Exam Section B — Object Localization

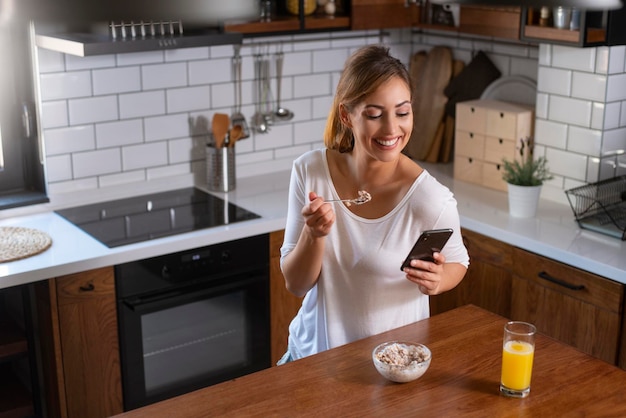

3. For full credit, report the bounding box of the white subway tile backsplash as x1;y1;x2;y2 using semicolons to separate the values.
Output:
168;137;199;164
142;62;188;90
93;66;141;95
537;67;571;96
255;124;294;151
571;72;607;102
95;119;143;148
188;58;231;85
538;44;551;66
284;51;313;76
552;45;595;73
591;102;606;130
119;91;166;119
605;73;626;102
545;147;588;181
44;125;95;156
294;74;332;98
294;120;326;145
567;126;602;156
607;45;625;74
73;148;122;178
38;49;65;73
68;95;118;125
65;54;115;71
595;47;610;75
602;127;626;153
40;71;92;101
535;93;549;119
165;47;209;62
548;95;592;127
535;119;568;149
122;142;168;171
166;86;210;113
211;82;236;109
116;50;164;66
47;177;98;194
312;49;349;73
312;96;333;120
40;100;69;129
99;170;146;188
145;113;190;141
45;155;72;182
147;162;192;180
603;102;621;129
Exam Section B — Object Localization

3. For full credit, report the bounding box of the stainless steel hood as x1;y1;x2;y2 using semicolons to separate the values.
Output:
35;28;243;57
10;0;257;56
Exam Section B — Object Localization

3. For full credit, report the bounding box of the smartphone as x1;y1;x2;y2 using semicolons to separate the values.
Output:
400;228;453;270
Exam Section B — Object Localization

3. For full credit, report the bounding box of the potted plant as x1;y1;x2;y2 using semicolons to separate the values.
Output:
502;137;553;218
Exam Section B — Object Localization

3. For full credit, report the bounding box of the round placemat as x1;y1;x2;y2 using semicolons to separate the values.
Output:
0;226;53;263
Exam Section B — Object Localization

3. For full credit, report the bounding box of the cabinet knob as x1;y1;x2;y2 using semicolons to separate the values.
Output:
538;271;585;291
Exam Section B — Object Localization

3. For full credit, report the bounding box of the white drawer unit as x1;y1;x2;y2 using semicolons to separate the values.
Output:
454;99;534;192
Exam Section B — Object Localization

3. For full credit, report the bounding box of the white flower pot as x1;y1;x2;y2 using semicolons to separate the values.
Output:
507;183;542;218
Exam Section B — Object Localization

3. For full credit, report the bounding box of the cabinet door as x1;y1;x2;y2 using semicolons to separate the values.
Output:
511;248;623;365
38;267;123;418
352;0;420;30
270;230;303;365
430;228;512;317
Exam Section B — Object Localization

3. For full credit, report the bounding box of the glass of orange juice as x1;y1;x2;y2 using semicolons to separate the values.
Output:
500;321;536;398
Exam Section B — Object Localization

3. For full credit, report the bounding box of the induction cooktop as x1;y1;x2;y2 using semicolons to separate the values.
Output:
55;187;260;248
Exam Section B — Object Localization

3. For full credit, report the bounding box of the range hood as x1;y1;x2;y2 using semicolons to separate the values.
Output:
14;0;257;56
35;27;243;57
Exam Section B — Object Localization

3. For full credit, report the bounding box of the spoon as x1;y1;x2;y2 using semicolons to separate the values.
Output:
274;51;294;121
325;190;372;207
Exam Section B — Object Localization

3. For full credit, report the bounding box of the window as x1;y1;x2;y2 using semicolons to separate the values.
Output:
0;19;48;210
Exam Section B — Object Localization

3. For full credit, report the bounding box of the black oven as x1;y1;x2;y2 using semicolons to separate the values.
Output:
115;234;270;411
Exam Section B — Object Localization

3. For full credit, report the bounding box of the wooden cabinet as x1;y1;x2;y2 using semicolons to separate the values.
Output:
351;0;420;30
431;229;625;368
269;230;303;365
454;100;534;192
510;247;624;365
458;6;521;40
36;267;123;418
430;228;512;318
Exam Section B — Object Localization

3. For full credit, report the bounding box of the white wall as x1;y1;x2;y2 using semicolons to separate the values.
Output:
36;27;626;206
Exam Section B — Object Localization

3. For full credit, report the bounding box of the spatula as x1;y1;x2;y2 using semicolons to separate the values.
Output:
212;113;230;148
228;125;243;148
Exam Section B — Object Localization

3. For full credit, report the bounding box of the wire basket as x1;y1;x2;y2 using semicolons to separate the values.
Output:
564;175;626;240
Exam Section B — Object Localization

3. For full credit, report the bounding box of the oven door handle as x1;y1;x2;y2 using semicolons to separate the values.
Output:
122;274;264;313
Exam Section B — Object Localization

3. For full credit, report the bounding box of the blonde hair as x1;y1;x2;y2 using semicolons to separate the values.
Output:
323;45;412;153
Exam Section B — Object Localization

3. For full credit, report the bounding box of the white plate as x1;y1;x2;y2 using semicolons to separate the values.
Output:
480;75;537;107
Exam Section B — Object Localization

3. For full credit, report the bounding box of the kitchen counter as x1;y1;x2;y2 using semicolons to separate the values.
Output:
111;304;626;417
0;161;624;290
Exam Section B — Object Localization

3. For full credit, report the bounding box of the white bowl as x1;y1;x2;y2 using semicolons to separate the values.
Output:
372;341;431;383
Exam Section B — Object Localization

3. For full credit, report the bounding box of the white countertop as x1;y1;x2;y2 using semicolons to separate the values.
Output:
1;163;624;290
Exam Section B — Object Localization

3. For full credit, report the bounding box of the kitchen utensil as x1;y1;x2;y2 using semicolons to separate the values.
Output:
212;113;230;148
261;54;275;125
252;53;270;134
274;51;294;121
231;45;250;139
325;190;372;206
228;125;243;147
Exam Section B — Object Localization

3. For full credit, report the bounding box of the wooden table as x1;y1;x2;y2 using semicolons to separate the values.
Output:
113;305;626;417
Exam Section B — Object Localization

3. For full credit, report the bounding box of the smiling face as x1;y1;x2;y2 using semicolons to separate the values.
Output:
341;76;413;163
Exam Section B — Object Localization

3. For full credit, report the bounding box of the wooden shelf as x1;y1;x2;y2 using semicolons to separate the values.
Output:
0;321;27;360
0;364;34;418
305;14;350;30
523;25;606;44
224;16;301;34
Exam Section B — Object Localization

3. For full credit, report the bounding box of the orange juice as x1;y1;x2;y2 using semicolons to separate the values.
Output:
501;340;534;390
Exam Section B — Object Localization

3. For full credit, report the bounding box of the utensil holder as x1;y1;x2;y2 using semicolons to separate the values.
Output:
206;145;236;192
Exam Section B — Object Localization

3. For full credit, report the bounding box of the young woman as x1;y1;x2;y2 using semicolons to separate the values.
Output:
279;45;469;363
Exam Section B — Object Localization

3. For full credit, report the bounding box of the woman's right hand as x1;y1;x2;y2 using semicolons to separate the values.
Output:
302;191;335;237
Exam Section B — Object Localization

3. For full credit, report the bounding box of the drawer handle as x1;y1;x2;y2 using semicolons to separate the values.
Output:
538;271;585;291
79;283;95;292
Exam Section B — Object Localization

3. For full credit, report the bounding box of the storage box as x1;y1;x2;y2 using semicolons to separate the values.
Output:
454;99;534;191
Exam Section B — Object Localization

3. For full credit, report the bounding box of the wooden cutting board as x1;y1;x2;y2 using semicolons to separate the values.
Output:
404;47;453;161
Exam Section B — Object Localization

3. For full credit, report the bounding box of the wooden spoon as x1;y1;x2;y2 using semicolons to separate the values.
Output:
228;125;243;147
212;113;230;148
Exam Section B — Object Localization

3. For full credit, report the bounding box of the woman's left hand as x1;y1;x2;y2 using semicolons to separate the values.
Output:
403;251;446;295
